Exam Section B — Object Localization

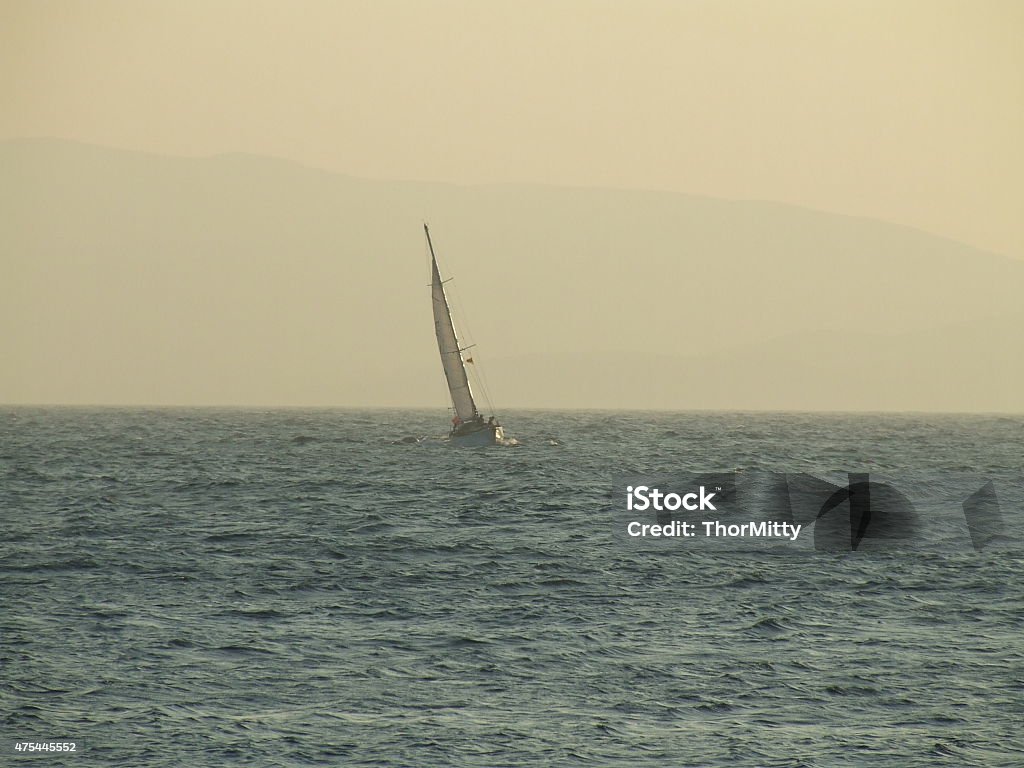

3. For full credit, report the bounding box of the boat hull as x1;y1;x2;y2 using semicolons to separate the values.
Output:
450;423;504;446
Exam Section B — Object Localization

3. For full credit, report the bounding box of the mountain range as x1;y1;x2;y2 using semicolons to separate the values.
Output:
2;138;1021;411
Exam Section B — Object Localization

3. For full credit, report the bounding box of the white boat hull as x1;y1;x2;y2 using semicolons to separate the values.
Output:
450;423;504;446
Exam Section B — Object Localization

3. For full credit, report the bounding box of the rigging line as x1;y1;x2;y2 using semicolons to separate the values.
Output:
469;344;498;419
447;267;498;417
455;309;497;418
473;354;498;419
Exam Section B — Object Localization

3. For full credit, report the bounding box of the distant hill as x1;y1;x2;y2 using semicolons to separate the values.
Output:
2;138;1022;411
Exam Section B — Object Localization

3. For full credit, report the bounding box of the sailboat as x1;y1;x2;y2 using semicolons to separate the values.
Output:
425;224;505;446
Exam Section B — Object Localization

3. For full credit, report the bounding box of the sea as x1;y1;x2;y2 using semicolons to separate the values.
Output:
2;407;1023;767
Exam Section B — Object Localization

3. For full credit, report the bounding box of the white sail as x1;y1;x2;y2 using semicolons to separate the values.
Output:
427;226;479;423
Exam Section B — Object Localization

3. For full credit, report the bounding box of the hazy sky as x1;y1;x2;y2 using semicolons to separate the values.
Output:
2;0;1022;258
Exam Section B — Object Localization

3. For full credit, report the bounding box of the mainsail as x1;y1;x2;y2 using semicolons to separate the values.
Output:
426;224;479;423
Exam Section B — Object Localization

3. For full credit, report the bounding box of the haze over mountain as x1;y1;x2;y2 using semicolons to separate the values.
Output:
3;138;1022;412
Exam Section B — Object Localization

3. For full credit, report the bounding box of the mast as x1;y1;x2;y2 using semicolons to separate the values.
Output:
426;224;479;423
